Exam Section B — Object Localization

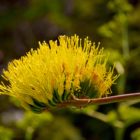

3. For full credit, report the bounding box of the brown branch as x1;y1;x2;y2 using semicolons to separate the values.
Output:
57;92;140;108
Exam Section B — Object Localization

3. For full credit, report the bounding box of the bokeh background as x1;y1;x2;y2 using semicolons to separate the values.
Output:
0;0;140;140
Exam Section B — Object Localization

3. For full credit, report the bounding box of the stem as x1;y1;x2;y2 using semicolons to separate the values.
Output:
83;110;123;128
122;22;129;58
58;92;140;108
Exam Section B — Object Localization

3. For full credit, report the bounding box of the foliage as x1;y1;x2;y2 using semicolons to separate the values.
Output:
0;126;14;140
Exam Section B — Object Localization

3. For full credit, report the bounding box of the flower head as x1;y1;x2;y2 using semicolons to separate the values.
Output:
0;35;117;113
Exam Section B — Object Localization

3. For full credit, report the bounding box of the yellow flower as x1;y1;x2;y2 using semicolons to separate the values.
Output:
0;35;118;113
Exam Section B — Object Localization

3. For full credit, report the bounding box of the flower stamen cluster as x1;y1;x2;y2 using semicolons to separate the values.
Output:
0;35;117;113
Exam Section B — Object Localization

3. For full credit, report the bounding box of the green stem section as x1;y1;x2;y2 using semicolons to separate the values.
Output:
58;92;140;108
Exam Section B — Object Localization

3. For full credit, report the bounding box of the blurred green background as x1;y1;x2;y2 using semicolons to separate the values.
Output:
0;0;140;140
